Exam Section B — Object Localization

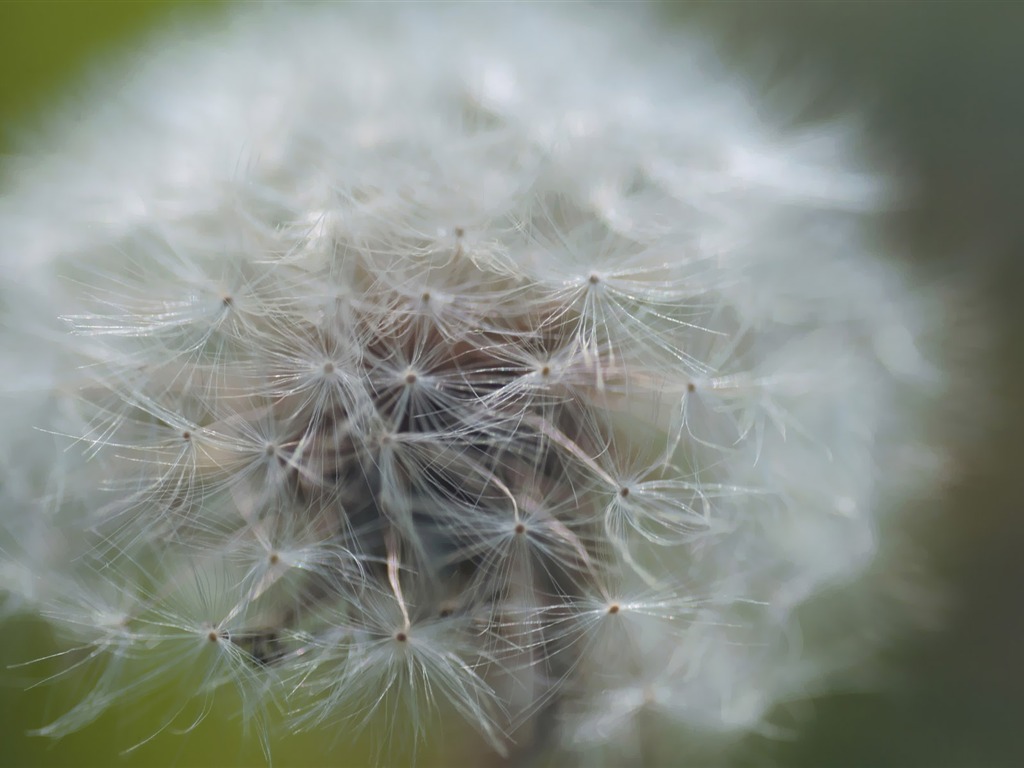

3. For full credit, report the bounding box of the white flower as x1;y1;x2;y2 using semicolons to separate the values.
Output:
0;2;950;764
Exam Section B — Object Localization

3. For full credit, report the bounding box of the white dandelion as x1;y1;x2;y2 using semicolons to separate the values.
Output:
0;2;953;765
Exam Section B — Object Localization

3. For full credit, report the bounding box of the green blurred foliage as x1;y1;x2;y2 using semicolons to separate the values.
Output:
0;2;178;131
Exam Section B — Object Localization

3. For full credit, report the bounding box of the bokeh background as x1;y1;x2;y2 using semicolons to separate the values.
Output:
1;2;1022;766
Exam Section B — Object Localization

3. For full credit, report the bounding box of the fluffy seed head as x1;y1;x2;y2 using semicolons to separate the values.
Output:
0;2;951;764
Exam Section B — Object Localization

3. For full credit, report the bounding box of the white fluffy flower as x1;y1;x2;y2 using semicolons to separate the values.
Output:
0;2;948;764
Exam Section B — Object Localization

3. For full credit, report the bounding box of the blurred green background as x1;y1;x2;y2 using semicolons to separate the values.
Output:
1;2;1023;766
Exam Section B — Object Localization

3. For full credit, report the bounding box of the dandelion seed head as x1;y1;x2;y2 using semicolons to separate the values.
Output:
0;1;958;764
